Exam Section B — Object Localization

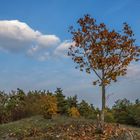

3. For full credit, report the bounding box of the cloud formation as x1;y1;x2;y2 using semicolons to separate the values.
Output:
54;40;74;57
0;20;70;60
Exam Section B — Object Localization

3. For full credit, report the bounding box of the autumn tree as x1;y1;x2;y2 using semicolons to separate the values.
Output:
68;15;140;125
40;95;58;119
68;107;80;118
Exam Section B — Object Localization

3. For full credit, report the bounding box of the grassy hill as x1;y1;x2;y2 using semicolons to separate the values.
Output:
0;115;140;140
0;116;95;139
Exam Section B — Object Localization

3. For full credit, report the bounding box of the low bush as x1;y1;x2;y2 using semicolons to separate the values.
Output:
68;107;80;118
40;95;58;119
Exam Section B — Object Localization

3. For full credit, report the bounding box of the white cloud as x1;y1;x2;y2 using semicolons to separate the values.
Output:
54;40;74;57
0;20;62;60
37;35;60;47
0;20;38;40
0;20;78;60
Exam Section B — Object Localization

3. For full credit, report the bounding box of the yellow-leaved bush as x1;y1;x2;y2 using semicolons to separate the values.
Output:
40;95;58;119
68;107;80;118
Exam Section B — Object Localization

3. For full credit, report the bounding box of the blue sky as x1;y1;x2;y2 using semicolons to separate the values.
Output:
0;0;140;107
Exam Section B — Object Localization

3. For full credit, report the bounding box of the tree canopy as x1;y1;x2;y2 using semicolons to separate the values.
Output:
68;14;140;86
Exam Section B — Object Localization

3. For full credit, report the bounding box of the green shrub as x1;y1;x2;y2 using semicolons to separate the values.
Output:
132;105;140;126
78;100;96;119
105;111;115;123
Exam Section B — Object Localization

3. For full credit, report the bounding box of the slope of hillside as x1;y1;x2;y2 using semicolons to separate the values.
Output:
0;116;140;140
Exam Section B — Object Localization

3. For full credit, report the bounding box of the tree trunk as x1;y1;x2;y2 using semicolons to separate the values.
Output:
101;68;106;126
96;83;106;133
101;84;106;126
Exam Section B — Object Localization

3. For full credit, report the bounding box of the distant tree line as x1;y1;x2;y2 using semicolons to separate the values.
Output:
0;88;140;126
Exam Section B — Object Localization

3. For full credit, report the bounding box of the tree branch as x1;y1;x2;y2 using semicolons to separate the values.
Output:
92;68;102;81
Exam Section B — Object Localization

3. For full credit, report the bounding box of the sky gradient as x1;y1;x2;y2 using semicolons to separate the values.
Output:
0;0;140;107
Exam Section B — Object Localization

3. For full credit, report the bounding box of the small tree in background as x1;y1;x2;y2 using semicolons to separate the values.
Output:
67;95;78;108
78;100;96;119
68;14;140;126
68;107;80;118
113;99;135;125
7;89;26;121
0;91;9;123
40;95;58;119
55;88;68;115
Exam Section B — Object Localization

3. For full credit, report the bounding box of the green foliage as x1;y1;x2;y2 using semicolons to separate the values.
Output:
0;91;9;123
66;95;78;108
7;89;26;121
0;88;139;127
78;100;96;119
131;103;140;126
25;90;43;116
104;109;115;123
135;99;140;104
55;88;68;115
112;98;140;125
